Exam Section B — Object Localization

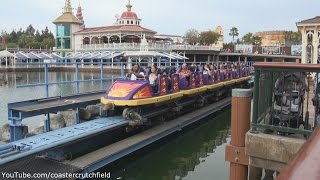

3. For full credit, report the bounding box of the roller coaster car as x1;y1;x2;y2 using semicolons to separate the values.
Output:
272;73;307;129
101;70;251;128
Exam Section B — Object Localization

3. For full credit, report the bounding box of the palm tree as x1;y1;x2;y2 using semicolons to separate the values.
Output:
229;27;239;42
242;33;253;44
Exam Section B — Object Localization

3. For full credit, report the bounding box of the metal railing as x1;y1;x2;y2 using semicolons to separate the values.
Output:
75;43;221;52
16;62;125;98
252;62;320;136
76;43;172;51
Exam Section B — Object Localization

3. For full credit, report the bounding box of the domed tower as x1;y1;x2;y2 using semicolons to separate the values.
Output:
215;26;224;36
53;0;82;53
214;26;224;49
116;0;141;26
76;2;85;29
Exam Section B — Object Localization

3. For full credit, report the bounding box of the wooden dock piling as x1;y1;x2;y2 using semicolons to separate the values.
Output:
225;89;251;180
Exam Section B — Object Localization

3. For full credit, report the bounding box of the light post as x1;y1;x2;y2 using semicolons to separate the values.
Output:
254;40;259;54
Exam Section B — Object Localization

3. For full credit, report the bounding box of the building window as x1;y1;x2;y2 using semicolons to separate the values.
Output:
56;24;70;37
127;20;129;24
131;21;133;24
56;38;62;49
56;38;71;49
64;38;71;49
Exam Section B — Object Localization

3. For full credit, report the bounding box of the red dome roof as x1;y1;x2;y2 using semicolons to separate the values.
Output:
120;11;138;19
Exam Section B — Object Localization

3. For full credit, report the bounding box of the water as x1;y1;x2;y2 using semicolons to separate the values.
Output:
0;71;113;130
103;109;231;180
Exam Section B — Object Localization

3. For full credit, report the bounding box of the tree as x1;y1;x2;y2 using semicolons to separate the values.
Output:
252;35;262;46
242;33;253;44
283;31;301;45
200;30;219;45
42;38;55;49
25;24;36;37
241;33;261;45
223;42;235;51
18;34;34;48
7;43;18;48
35;30;42;42
184;29;200;45
229;27;239;42
41;26;53;40
9;30;18;43
1;25;55;49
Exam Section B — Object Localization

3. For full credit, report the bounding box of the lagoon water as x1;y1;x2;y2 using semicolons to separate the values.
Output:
0;71;112;130
102;109;231;180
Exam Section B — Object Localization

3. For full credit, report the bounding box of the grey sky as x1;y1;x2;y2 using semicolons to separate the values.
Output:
0;0;319;42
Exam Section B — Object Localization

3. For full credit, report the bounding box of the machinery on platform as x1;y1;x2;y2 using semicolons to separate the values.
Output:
272;73;307;131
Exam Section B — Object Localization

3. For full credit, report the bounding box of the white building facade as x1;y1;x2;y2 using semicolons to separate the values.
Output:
297;16;320;64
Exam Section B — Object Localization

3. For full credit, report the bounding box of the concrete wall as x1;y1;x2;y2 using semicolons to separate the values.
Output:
246;132;305;172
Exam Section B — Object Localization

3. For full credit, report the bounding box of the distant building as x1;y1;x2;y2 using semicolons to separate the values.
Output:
53;0;157;54
212;26;224;49
297;16;320;64
254;31;286;47
154;34;183;44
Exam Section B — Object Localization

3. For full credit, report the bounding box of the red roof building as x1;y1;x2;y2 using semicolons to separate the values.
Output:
74;0;157;47
53;0;158;52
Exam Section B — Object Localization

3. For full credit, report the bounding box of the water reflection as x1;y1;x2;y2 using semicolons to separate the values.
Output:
0;71;113;128
103;109;231;180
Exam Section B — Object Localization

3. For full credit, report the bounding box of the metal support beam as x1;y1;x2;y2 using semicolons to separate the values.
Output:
44;64;49;97
75;107;80;125
100;64;104;90
120;63;124;77
44;114;51;133
252;70;260;133
9;112;23;142
75;64;80;94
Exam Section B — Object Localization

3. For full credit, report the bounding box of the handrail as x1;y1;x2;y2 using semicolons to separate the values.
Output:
254;62;320;70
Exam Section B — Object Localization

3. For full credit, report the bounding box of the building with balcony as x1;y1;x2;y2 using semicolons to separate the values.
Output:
53;0;158;54
297;16;320;64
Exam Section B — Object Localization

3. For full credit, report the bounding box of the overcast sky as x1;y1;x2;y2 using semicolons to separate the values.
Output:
1;0;319;42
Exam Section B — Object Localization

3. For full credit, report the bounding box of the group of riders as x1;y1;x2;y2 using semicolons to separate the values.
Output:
126;62;251;93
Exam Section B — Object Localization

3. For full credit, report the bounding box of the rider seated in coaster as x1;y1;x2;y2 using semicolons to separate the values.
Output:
177;63;191;78
162;70;171;90
126;64;145;80
219;63;226;81
148;65;158;93
203;64;211;76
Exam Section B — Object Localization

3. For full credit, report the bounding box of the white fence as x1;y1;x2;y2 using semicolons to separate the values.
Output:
75;43;220;52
